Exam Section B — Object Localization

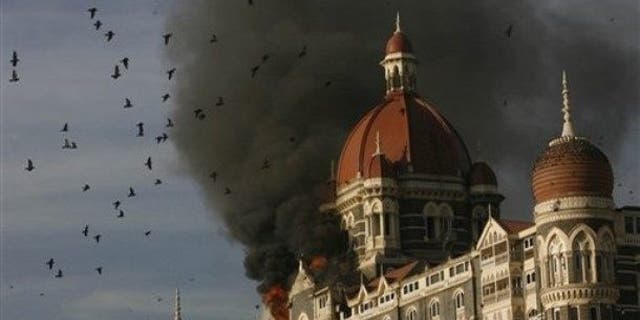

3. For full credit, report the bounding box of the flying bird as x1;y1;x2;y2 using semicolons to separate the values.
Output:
162;93;170;102
62;139;71;149
505;24;513;38
25;159;35;171
104;30;115;41
144;230;151;236
324;81;332;87
145;157;152;170
194;109;204;118
87;7;97;19
261;158;271;170
94;234;101;243
166;68;176;80
166;118;174;127
61;123;68;132
120;57;129;69
113;200;121;210
95;267;103;275
94;20;102;30
250;65;260;78
124;98;133;108
298;45;307;58
46;258;55;270
82;184;90;192
10;51;19;67
248;0;254;5
111;65;121;79
162;33;172;45
209;172;217;181
71;141;78;149
54;270;63;278
82;225;89;237
154;179;162;185
128;187;136;197
136;122;144;137
224;187;231;195
117;210;124;218
9;70;19;83
209;33;218;43
215;96;224;106
261;54;270;63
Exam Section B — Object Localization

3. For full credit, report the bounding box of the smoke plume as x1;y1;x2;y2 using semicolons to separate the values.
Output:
164;0;639;314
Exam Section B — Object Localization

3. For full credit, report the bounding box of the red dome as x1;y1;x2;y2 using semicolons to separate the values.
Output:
385;32;413;55
337;92;471;185
531;137;613;203
469;162;497;186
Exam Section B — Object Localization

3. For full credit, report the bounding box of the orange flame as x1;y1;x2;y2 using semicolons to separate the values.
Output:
309;255;328;272
262;285;289;320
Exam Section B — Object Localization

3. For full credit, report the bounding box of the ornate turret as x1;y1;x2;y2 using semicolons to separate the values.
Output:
380;12;418;94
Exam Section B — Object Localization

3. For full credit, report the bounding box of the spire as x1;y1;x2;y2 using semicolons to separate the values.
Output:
395;11;401;33
174;288;182;320
561;70;575;137
373;130;382;156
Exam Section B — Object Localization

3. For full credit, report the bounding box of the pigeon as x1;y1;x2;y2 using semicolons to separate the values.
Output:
144;230;151;236
111;65;121;79
25;159;35;171
9;70;19;83
505;24;513;38
117;210;125;218
82;225;89;237
250;65;260;78
10;51;19;67
120;57;129;69
63;138;71;149
209;172;217;181
54;270;63;278
261;54;270;63
161;132;168;142
40;293;45;297
124;98;133;108
261;158;271;170
162;33;172;45
154;179;162;185
166;118;174;128
297;45;307;58
209;33;218;43
71;142;78;149
94;20;102;30
88;7;97;19
248;0;254;5
82;184;90;192
145;157;152;170
167;68;176;80
94;234;101;243
215;96;224;106
113;200;121;210
61;123;68;132
224;187;231;195
136;122;144;137
155;136;163;144
128;187;136;197
104;30;115;41
46;258;55;270
162;93;170;102
95;267;103;275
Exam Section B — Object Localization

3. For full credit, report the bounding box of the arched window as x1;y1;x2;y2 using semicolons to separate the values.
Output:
572;231;593;283
392;66;401;89
298;313;309;320
439;204;454;236
424;202;438;240
547;235;566;287
429;299;440;318
406;308;417;320
454;291;464;309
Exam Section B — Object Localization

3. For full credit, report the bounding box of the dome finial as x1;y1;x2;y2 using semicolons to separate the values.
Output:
395;11;401;33
174;288;182;320
561;70;575;137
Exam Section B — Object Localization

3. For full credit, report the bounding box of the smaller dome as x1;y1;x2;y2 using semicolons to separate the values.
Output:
385;32;413;55
469;162;497;186
532;137;613;203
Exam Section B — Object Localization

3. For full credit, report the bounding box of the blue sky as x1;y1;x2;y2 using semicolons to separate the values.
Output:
1;1;261;319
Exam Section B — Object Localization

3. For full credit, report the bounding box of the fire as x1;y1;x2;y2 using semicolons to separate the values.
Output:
262;285;289;320
309;255;328;272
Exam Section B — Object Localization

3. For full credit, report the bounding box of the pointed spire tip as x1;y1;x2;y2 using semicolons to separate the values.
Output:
395;12;401;33
561;69;575;137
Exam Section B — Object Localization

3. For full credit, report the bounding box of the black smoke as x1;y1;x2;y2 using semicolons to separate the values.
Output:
164;0;639;294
